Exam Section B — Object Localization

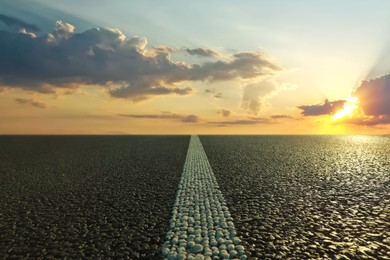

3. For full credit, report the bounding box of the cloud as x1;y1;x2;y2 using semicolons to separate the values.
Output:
354;74;390;116
119;112;199;123
336;73;390;126
208;117;274;126
186;48;219;58
153;45;178;53
295;74;390;125
0;13;40;32
241;80;278;115
14;98;46;109
218;109;231;117
205;89;222;98
191;52;282;82
271;114;293;119
0;18;282;101
325;73;390;126
181;114;199;123
298;99;345;116
110;86;193;102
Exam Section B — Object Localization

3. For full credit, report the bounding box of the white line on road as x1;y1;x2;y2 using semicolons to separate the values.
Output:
162;135;246;260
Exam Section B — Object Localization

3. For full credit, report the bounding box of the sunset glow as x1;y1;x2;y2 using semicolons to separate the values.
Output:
332;96;359;121
1;2;389;258
0;0;389;134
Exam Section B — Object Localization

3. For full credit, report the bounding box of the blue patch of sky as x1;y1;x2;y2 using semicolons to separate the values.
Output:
0;0;95;33
2;0;389;78
2;0;389;49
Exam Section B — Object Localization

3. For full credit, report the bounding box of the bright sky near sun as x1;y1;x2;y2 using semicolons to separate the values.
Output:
0;0;389;134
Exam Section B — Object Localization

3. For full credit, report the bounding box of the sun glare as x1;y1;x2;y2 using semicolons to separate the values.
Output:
332;96;359;121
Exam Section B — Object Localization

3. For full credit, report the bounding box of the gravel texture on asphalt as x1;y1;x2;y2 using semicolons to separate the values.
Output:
163;135;246;260
200;135;390;259
0;135;189;259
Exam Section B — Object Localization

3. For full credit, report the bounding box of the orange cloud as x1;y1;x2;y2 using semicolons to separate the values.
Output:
119;112;199;123
14;98;47;109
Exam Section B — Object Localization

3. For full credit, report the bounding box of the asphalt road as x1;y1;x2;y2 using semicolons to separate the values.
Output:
0;135;389;259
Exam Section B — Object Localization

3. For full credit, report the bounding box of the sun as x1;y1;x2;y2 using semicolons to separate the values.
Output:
332;96;359;121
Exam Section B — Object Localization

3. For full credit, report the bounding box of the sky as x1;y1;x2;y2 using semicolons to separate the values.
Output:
0;0;389;134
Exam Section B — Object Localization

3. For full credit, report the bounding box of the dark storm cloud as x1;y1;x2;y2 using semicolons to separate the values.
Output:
14;98;46;109
186;48;219;58
298;99;345;116
0;19;282;101
0;13;40;32
354;74;390;116
119;112;199;123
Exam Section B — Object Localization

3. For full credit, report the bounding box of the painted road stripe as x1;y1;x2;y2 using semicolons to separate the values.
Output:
162;135;246;260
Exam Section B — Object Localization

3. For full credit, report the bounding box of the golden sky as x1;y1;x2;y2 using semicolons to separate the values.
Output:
0;0;389;134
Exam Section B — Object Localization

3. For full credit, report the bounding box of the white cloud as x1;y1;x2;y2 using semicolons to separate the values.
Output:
241;80;277;115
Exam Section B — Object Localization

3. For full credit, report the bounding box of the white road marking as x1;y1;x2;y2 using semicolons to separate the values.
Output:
162;135;246;260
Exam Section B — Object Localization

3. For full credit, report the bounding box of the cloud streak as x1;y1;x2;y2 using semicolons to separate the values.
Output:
205;89;222;98
186;48;219;58
298;99;345;116
119;112;199;123
208;117;274;126
271;114;293;119
14;98;46;109
0;18;282;101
